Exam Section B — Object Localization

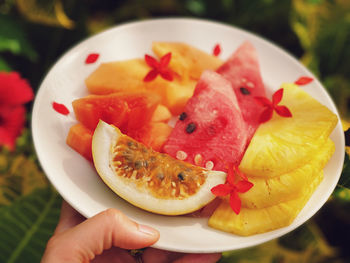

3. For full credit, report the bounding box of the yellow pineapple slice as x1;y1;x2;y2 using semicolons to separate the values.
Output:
239;83;338;177
85;58;196;115
241;139;334;208
152;42;223;81
209;170;324;236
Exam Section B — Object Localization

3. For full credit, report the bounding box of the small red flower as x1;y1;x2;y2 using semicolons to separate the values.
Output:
52;102;70;115
213;44;221;57
85;53;99;64
254;88;292;123
211;165;253;214
0;71;33;150
143;52;174;82
294;76;313;85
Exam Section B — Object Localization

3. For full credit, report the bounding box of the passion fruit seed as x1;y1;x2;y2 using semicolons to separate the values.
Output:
177;172;185;181
112;135;206;199
179;112;187;121
186;122;197;134
240;87;250;95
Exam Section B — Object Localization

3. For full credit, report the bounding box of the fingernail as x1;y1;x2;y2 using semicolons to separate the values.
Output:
138;224;158;236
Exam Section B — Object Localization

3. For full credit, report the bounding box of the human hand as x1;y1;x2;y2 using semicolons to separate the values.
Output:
41;201;221;263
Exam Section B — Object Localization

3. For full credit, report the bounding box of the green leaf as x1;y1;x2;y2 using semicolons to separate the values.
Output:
334;152;350;200
0;187;61;263
0;55;11;71
0;150;48;206
0;14;38;61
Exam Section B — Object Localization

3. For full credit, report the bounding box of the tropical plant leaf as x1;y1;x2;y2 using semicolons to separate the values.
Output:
0;186;61;263
0;55;11;71
336;153;350;189
0;14;37;61
0;150;48;206
16;0;74;29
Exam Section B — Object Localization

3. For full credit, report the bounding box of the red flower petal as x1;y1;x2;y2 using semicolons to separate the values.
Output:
254;96;272;107
213;44;221;56
236;180;254;193
0;72;34;106
229;191;241;215
0;106;26;150
226;164;236;185
52;102;70;115
259;107;273;123
275;105;292;117
294;76;313;85
143;69;159;82
159;68;174;81
145;54;159;68
159;52;172;67
211;184;232;196
85;53;99;64
272;88;284;105
236;167;248;181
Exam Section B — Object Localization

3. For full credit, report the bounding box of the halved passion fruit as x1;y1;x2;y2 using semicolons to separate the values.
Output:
92;120;226;215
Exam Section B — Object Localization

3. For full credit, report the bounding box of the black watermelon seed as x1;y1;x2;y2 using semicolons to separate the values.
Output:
179;112;187;121
240;87;250;95
186;122;196;134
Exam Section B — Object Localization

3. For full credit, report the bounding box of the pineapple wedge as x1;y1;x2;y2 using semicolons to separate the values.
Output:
239;83;338;177
152;42;223;81
209;170;324;236
241;139;334;209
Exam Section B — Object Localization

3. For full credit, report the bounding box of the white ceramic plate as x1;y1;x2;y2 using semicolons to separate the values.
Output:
32;18;345;253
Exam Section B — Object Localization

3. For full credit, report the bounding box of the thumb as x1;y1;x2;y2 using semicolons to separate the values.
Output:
42;208;159;263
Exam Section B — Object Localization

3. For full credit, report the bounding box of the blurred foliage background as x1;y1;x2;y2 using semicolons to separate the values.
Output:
0;0;349;262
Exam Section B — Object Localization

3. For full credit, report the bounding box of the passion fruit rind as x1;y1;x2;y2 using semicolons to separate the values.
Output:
92;120;226;215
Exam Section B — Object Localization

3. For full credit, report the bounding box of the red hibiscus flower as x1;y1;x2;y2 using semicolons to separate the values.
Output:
0;72;34;150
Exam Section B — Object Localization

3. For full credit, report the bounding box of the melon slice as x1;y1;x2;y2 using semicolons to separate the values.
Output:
163;70;248;172
92;120;226;215
152;42;223;81
85;58;197;115
217;41;266;141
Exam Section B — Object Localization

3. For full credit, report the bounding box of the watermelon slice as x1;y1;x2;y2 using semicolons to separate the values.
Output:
163;70;248;172
217;41;266;140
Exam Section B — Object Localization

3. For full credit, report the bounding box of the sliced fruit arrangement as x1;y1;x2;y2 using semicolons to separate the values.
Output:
62;41;339;237
85;42;222;115
208;84;338;236
92;120;226;215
